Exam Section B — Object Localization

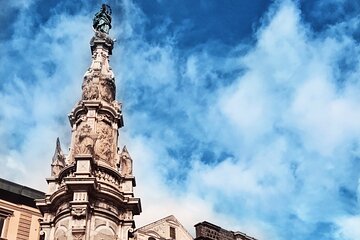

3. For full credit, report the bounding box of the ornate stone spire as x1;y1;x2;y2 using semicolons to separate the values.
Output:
50;137;65;176
37;5;141;240
120;146;133;176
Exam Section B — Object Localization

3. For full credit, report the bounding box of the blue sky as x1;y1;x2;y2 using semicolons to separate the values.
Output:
1;0;360;239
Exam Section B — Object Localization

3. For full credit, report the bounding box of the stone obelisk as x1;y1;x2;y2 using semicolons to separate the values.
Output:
36;4;142;240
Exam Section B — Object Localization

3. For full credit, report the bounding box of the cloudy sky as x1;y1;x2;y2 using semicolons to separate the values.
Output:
1;0;360;239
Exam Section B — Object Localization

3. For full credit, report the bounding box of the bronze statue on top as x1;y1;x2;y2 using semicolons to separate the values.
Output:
93;4;112;34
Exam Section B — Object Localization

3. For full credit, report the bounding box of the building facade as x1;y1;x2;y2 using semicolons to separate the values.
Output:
194;222;257;240
36;4;141;240
0;178;45;240
134;215;193;240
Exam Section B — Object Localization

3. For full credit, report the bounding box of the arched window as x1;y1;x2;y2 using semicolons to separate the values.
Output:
148;237;156;240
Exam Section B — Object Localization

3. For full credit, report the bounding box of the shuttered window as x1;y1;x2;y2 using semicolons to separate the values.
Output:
170;226;176;239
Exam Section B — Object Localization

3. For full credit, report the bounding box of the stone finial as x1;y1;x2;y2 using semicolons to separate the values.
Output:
120;146;132;176
51;138;66;176
121;146;130;158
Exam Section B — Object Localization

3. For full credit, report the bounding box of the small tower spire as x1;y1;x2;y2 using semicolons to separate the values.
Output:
120;145;133;176
50;137;65;176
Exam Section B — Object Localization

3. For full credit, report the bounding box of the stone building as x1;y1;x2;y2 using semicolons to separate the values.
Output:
134;215;193;240
132;217;258;240
36;4;141;240
194;222;257;240
0;177;45;240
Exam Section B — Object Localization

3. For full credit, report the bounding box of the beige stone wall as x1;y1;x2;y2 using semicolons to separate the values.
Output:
136;225;193;240
135;216;193;240
0;199;42;240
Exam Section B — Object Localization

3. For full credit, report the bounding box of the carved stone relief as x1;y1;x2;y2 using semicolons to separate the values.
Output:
94;168;120;187
75;115;87;126
99;80;115;102
71;207;86;218
74;124;95;155
82;79;99;100
94;121;114;166
98;112;114;124
70;203;87;234
73;233;85;240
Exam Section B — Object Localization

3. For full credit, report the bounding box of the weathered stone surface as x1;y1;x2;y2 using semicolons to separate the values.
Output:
194;222;257;240
36;9;141;240
51;138;66;176
134;215;193;240
120;146;133;176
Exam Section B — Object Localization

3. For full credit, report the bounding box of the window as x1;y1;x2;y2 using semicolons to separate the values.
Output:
170;227;176;240
0;217;4;236
0;208;13;239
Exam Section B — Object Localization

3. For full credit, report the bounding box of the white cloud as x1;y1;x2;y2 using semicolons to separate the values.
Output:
335;216;360;240
1;0;360;239
101;0;360;238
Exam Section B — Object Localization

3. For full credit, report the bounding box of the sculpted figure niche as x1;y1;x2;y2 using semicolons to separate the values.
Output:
99;80;115;102
75;124;95;155
82;77;99;100
95;121;114;165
